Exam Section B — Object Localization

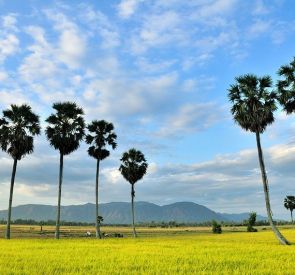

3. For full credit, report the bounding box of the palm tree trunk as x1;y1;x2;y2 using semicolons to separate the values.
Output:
131;184;137;238
255;131;290;245
95;159;101;239
5;158;17;239
291;210;293;224
55;153;63;239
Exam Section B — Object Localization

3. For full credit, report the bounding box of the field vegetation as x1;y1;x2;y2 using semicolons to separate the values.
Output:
0;226;294;274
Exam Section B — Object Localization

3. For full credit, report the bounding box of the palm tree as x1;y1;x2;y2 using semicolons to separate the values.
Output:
0;104;40;239
119;148;148;237
284;196;295;223
45;102;85;239
228;74;290;245
277;57;295;114
85;120;117;238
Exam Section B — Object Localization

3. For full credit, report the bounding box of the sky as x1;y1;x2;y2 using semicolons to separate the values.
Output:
0;0;295;219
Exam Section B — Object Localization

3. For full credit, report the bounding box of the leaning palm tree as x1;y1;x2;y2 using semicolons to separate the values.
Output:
0;104;40;239
45;102;85;239
119;149;148;237
277;57;295;114
85;120;117;238
228;74;290;245
284;196;295;223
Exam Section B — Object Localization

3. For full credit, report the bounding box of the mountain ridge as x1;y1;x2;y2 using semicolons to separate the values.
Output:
0;202;267;224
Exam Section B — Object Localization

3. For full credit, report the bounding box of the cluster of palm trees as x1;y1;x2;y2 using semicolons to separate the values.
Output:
0;102;148;239
228;56;295;245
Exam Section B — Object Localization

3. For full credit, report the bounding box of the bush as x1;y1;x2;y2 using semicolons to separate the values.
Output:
212;220;222;234
247;225;258;232
247;212;257;232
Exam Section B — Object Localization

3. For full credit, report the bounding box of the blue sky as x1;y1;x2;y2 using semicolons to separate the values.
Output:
0;0;295;219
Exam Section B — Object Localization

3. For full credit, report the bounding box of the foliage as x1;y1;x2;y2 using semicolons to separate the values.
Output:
85;120;117;161
0;104;41;160
247;212;258;232
212;220;222;234
284;196;295;222
284;196;295;212
119;148;148;185
45;102;85;155
277;57;295;114
228;74;276;133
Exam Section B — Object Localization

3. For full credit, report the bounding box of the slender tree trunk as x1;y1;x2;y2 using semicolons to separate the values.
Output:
291;210;293;224
5;158;18;239
255;132;290;245
131;184;137;237
95;159;101;239
55;153;63;239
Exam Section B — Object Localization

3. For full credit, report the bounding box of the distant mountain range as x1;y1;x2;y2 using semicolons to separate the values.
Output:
0;202;267;224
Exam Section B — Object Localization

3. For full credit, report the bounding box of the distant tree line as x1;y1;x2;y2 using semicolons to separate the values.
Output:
0;218;292;227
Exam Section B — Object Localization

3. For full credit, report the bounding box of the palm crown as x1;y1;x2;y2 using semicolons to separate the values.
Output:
45;102;85;155
228;74;277;133
277;57;295;114
119;148;148;185
284;196;295;211
0;104;41;160
85;120;117;161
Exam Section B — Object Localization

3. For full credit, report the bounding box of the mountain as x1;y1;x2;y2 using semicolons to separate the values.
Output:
0;202;265;224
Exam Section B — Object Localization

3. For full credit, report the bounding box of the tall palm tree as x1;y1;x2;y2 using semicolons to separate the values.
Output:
0;104;40;239
45;102;85;239
85;120;117;238
277;57;295;114
119;148;148;237
228;74;290;245
284;196;295;223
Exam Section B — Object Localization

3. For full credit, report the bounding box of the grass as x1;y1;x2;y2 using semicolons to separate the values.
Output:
0;227;294;274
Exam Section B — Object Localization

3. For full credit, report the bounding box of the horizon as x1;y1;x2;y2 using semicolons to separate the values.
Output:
0;0;295;220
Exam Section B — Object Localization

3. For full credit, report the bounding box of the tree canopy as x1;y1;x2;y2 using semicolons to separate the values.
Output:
45;102;85;155
228;74;277;133
0;104;41;160
86;120;117;161
119;148;148;185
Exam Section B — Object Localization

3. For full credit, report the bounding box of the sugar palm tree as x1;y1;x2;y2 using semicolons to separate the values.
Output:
284;196;295;223
0;104;40;239
119;149;148;237
85;120;117;238
228;74;290;245
277;57;295;114
45;102;85;239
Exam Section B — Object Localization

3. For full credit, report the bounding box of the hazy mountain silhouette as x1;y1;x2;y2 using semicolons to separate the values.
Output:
0;202;266;223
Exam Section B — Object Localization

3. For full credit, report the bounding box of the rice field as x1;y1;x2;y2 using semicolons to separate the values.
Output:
0;227;294;274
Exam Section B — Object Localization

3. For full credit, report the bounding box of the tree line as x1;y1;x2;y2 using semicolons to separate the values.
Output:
0;102;148;240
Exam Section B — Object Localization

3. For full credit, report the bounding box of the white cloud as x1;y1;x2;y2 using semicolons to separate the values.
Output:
248;19;271;38
157;102;224;137
2;14;18;31
117;0;140;19
0;34;19;62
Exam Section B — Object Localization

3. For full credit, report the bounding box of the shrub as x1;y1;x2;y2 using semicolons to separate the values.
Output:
212;220;222;234
247;212;257;232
